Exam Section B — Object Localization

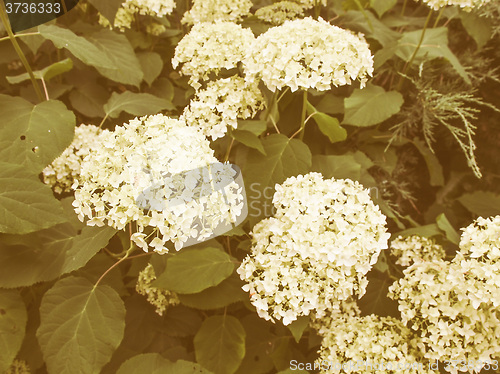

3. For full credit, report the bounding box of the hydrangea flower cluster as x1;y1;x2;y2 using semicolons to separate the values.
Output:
456;215;500;264
314;315;433;374
255;2;305;25
6;359;31;374
390;235;446;267
172;22;255;89
136;263;180;315
388;257;500;370
42;124;101;194
181;0;252;25
237;173;390;325
181;76;265;139
243;17;374;92
284;0;327;9
72;114;245;253
98;0;175;33
420;0;492;11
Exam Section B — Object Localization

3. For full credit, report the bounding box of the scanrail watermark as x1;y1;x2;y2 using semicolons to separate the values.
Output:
289;359;499;372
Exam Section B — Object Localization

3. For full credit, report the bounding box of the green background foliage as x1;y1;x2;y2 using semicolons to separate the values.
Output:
1;0;500;372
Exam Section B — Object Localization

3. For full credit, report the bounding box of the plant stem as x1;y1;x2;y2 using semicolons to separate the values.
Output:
0;3;44;102
299;90;308;141
396;9;433;91
400;0;408;16
95;244;136;287
0;31;40;43
433;8;443;27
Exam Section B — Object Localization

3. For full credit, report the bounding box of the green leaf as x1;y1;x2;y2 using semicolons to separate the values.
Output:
232;130;266;155
436;213;460;244
340;10;400;47
0;198;116;287
343;84;404;127
358;275;399;317
6;58;73;84
86;0;124;24
287;315;309;343
237;120;267;136
117;354;213;374
394;223;442;238
88;29;144;87
0;95;75;173
163;305;202;337
153;247;235;294
0;290;27;373
0;163;66;234
138;52;164;86
306;103;346;143
104;91;175;118
459;12;492;50
194;315;246;374
69;83;109;118
311;154;362;181
395;27;470;84
370;0;397;17
244;134;311;223
178;274;247;310
37;276;125;374
314;93;344;114
410;138;444;186
458;191;500;217
39;24;115;70
235;315;275;374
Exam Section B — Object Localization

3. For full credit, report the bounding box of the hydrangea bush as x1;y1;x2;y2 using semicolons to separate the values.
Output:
0;0;499;373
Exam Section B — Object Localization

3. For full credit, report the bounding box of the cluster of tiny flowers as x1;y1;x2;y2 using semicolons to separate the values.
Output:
390;235;446;267
237;173;390;325
314;315;433;374
99;0;175;32
136;263;180;315
42;124;101;194
457;215;500;264
181;0;252;25
6;360;30;374
243;17;374;92
255;2;305;25
181;76;265;140
172;22;255;89
287;0;327;9
420;0;492;11
72;114;244;253
388;258;500;371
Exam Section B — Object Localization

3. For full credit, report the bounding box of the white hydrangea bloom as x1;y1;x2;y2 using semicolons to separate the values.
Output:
388;258;500;371
124;0;175;18
243;17;374;92
314;315;434;374
172;22;255;89
42;124;101;194
72;114;245;253
255;2;305;25
457;215;500;264
289;0;327;9
172;21;255;89
181;76;265;140
237;173;390;325
390;235;446;267
420;0;492;11
136;263;180;315
181;0;253;25
99;0;175;32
